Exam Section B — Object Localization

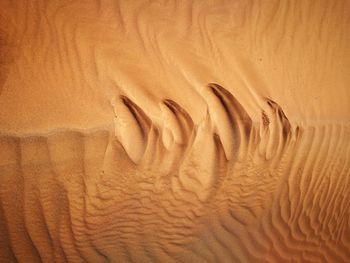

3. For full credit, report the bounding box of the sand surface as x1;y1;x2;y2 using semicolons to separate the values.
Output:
0;0;349;262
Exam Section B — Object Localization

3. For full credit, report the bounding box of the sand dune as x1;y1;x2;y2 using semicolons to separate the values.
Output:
0;0;349;262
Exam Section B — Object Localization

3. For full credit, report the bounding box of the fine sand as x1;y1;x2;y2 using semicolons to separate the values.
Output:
0;1;349;262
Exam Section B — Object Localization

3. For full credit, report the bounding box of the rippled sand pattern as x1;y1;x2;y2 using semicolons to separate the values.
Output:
0;1;350;262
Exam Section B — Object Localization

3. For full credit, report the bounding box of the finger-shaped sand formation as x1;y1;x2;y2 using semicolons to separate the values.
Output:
1;84;349;262
0;0;349;262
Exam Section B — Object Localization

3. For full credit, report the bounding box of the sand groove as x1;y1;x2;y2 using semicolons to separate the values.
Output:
1;0;350;262
0;85;349;262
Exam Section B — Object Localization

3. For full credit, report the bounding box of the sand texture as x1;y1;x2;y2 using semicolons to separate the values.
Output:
0;0;350;262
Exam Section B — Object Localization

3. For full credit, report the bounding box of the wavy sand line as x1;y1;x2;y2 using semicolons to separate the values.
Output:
1;84;349;262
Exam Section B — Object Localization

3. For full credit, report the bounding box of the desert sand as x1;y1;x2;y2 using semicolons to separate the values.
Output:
0;0;349;262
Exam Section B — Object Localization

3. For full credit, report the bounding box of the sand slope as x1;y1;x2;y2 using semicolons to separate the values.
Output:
0;0;349;262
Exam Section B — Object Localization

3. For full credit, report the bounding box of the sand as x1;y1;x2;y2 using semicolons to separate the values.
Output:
0;0;349;262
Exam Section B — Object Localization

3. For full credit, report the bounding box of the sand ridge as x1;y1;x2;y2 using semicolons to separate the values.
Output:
0;0;350;262
1;85;349;262
0;0;349;133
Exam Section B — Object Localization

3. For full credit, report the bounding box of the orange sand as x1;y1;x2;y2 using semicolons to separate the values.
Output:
0;1;349;262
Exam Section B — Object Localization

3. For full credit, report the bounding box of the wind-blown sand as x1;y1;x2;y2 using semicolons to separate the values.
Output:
0;1;349;262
